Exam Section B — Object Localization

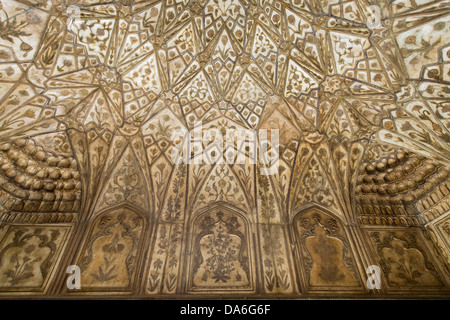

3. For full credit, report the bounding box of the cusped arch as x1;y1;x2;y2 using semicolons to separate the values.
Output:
291;206;364;293
74;204;147;293
186;203;256;293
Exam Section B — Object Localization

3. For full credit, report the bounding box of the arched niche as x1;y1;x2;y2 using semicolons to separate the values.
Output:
291;207;363;293
75;205;146;292
186;204;255;293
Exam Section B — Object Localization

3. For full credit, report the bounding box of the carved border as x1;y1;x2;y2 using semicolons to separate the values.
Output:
361;225;450;294
290;206;365;294
0;223;72;294
0;212;78;224
65;204;148;295
185;203;256;293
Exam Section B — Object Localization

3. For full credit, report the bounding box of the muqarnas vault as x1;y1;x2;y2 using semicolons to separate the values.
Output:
0;0;449;298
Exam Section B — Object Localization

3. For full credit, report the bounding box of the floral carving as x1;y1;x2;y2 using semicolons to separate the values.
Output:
0;226;68;289
189;211;252;290
371;231;444;287
294;210;360;289
79;208;144;289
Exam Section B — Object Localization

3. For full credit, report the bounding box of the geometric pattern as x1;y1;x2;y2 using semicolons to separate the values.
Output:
0;0;449;297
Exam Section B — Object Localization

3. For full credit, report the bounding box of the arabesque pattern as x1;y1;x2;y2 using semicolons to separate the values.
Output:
0;0;449;297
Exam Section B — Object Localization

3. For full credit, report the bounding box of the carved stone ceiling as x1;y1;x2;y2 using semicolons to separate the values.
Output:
0;0;449;298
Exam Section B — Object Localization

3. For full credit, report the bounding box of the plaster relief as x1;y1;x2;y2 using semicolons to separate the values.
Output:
0;225;70;292
293;209;362;291
77;207;145;290
188;210;253;292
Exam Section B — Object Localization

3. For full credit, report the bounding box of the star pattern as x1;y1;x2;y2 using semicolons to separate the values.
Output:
0;0;449;296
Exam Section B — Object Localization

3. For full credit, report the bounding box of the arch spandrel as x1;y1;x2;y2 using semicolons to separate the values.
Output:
0;0;449;298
